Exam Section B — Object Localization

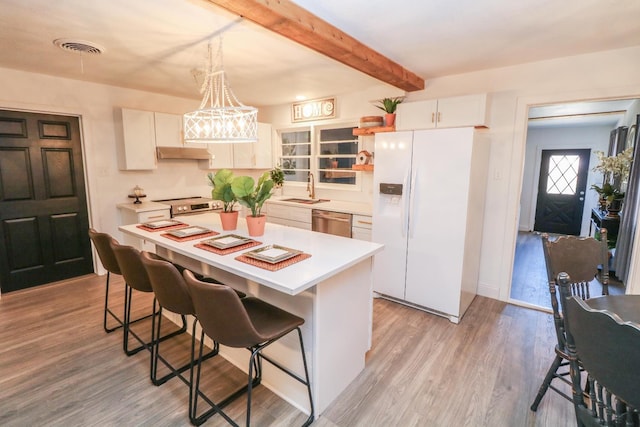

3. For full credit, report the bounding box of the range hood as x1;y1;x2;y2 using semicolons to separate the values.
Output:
156;146;210;160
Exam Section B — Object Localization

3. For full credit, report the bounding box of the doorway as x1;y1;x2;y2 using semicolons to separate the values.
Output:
534;149;590;235
0;109;93;293
510;98;639;308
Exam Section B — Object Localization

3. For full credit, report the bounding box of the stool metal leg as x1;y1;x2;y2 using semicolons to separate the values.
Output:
123;288;187;356
151;310;217;386
103;272;124;333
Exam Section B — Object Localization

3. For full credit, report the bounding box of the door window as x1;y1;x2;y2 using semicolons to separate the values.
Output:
546;154;580;195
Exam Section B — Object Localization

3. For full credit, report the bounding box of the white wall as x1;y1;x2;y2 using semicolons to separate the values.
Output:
401;45;640;298
260;84;403;205
2;44;640;300
519;124;612;234
0;67;255;245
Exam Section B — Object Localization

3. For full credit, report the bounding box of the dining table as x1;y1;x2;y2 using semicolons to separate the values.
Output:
585;295;640;324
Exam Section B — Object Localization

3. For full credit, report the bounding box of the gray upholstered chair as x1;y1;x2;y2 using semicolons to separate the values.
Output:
184;269;314;427
559;273;640;427
530;229;609;411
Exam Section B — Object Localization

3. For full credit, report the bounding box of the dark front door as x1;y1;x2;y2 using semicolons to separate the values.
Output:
0;110;93;292
534;149;590;235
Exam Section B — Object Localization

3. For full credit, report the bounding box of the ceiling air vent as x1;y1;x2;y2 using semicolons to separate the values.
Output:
53;38;105;55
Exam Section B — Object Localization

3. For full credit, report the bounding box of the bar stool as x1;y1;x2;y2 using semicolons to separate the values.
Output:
88;228;143;333
140;251;219;389
110;240;187;356
184;270;314;427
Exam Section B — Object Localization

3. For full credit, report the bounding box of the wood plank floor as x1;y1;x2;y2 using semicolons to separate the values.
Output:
0;273;577;426
510;231;625;309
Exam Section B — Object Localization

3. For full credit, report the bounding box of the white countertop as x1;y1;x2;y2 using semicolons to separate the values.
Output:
119;212;383;295
266;197;372;216
117;201;171;213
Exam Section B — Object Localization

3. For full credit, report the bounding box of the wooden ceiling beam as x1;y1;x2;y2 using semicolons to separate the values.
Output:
205;0;425;92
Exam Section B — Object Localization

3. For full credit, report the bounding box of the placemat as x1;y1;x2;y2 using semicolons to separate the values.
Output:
160;231;219;242
137;223;187;232
234;253;312;271
194;240;262;256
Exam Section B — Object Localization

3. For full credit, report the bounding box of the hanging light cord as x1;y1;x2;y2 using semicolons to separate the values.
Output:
198;36;246;111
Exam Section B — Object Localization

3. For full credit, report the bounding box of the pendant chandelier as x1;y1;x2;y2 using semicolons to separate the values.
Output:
183;37;258;144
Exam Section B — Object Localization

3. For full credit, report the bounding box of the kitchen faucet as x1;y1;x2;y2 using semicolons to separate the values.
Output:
307;172;315;199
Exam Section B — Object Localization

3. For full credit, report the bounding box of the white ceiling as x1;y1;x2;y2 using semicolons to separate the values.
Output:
1;0;640;111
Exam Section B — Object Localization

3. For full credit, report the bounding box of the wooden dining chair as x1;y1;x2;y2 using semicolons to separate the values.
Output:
530;229;610;412
559;275;640;427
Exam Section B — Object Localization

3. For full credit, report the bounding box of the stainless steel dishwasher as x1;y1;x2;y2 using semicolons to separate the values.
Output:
312;209;352;237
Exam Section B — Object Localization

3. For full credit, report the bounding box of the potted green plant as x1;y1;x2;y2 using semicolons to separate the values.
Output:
375;97;404;127
207;169;239;230
270;166;285;196
232;171;274;236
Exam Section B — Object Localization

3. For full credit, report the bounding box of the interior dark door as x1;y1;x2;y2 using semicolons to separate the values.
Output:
534;149;591;235
0;110;93;292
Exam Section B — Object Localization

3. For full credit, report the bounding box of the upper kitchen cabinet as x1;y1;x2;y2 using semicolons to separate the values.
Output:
396;94;489;130
116;108;157;170
200;123;273;170
153;112;183;148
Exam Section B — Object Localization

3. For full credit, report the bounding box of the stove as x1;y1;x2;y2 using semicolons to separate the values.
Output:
153;196;222;217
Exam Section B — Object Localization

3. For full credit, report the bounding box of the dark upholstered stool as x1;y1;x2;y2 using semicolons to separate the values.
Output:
88;228;150;333
140;251;218;392
110;241;187;356
184;270;314;427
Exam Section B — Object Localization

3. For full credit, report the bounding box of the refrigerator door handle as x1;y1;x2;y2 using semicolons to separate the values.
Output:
401;169;410;237
409;167;417;238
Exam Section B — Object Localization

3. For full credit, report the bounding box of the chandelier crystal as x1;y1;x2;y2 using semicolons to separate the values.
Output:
184;38;258;144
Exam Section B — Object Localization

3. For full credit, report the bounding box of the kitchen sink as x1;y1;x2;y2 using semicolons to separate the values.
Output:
282;198;330;204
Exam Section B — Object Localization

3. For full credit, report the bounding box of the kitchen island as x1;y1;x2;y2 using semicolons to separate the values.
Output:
119;212;383;418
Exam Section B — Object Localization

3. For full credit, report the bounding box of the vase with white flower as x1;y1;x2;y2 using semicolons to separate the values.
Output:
591;147;633;217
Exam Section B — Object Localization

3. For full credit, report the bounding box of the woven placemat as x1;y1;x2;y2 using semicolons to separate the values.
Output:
194;240;262;256
160;231;219;242
234;253;311;271
137;223;187;232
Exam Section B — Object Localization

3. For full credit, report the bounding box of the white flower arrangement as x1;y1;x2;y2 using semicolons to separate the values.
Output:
593;147;634;178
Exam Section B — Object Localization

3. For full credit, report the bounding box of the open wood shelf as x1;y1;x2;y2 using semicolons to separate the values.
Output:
353;126;395;136
352;164;374;171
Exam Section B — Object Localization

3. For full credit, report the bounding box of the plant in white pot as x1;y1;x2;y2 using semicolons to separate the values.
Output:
232;171;274;236
207;169;239;230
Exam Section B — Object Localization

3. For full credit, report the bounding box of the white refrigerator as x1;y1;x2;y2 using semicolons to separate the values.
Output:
372;127;489;323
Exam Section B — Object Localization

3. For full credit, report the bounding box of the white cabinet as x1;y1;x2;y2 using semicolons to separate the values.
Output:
117;108;157;170
265;203;312;230
117;202;171;250
200;123;273;170
204;143;235;169
352;214;372;241
154;112;184;147
117;109;190;170
396;94;489;131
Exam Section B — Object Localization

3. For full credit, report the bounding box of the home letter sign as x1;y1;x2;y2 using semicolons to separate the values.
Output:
291;97;336;123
